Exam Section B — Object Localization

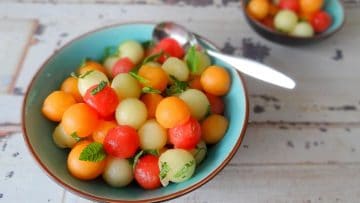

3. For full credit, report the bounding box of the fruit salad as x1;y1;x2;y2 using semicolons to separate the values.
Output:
41;37;231;189
246;0;333;37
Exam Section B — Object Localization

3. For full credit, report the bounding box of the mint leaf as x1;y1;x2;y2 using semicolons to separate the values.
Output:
205;104;212;118
129;71;149;85
159;161;170;180
185;46;200;73
173;160;195;179
90;81;107;95
127;157;134;166
129;51;163;73
78;70;94;79
142;87;161;94
144;149;159;156
132;150;144;169
130;63;142;74
70;132;81;142
193;145;206;158
80;58;88;68
131;149;160;169
166;75;188;95
70;72;78;78
142;40;155;49
79;142;106;162
142;51;163;65
101;46;118;63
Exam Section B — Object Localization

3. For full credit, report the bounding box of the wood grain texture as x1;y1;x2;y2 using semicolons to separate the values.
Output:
0;19;37;94
0;0;359;7
2;130;360;203
0;95;22;124
64;163;360;203
173;164;360;203
0;133;65;202
0;3;358;122
0;2;359;203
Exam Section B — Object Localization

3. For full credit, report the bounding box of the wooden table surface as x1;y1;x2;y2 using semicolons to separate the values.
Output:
1;1;360;202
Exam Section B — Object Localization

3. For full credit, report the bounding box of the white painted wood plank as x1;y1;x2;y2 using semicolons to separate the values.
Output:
66;164;360;203
246;14;360;122
1;3;359;122
173;164;360;203
0;133;65;202
237;123;360;164
11;121;360;203
1;0;221;6
0;19;36;94
0;2;359;203
0;0;357;7
0;95;23;124
62;191;94;203
61;124;360;201
65;122;360;202
5;94;360;164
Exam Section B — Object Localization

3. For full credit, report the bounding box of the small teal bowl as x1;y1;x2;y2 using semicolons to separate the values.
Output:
22;23;249;202
242;0;345;45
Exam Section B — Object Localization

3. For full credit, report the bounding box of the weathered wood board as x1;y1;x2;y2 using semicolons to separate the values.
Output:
1;3;359;122
0;1;360;203
0;19;37;94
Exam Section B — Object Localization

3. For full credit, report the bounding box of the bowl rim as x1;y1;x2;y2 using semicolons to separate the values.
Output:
241;0;346;41
21;21;250;203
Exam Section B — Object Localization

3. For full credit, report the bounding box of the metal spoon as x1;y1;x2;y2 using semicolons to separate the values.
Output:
153;22;296;89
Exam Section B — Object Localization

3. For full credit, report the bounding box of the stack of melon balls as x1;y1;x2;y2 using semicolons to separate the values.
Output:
246;0;333;37
41;37;231;189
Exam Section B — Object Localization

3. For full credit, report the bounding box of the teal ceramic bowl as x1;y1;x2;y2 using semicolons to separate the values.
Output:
242;0;345;45
22;23;249;202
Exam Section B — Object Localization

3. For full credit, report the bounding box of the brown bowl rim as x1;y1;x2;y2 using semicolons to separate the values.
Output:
21;21;250;203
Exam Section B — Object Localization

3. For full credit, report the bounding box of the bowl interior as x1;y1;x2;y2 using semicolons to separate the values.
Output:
323;0;344;35
23;23;248;202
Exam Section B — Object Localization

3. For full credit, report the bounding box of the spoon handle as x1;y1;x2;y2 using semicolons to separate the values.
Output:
206;50;296;89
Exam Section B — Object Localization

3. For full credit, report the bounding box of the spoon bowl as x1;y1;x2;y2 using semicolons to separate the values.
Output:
153;22;296;89
153;22;193;49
